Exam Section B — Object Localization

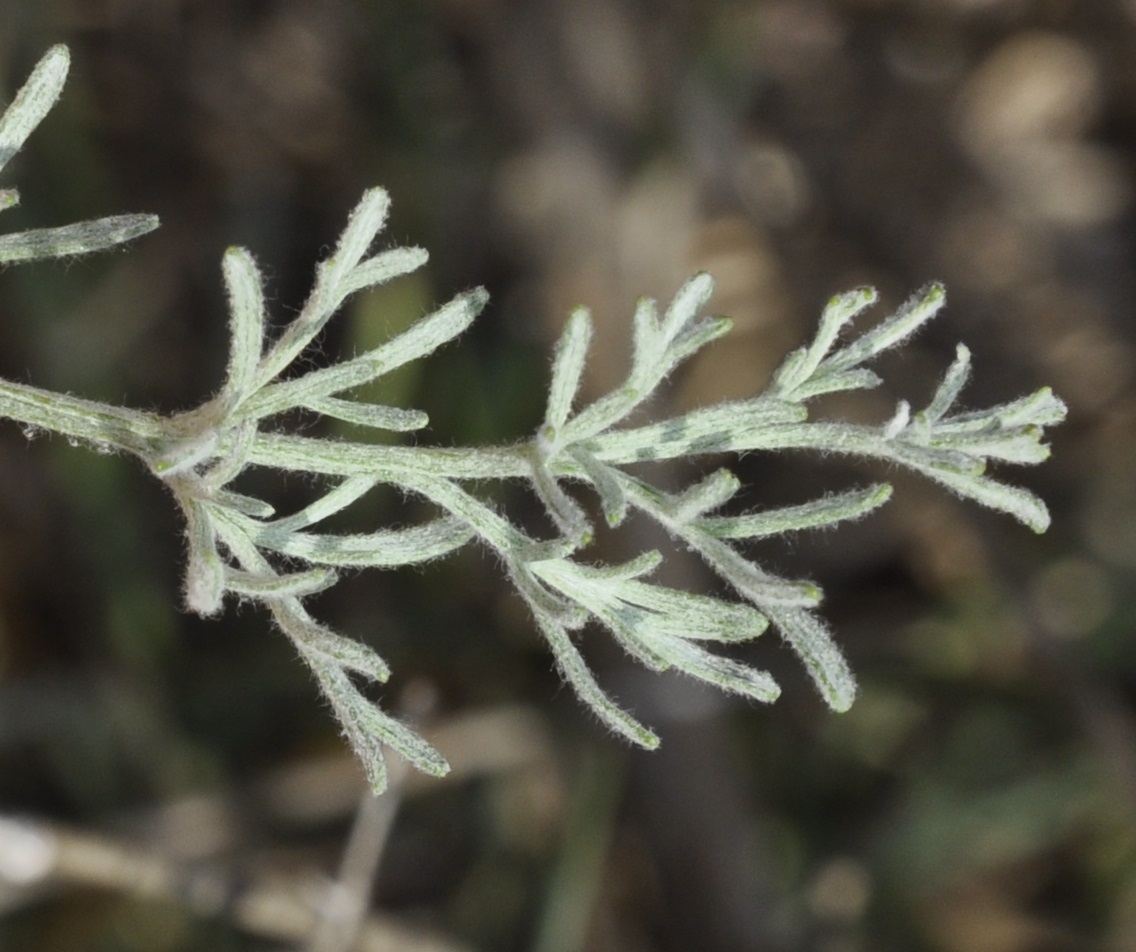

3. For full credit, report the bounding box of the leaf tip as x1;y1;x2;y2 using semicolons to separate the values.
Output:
464;285;491;315
44;44;71;70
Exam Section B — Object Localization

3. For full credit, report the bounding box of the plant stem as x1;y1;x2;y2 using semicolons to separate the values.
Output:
0;378;165;456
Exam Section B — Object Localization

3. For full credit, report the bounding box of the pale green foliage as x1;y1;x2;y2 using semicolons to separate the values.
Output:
0;46;1067;792
0;46;158;262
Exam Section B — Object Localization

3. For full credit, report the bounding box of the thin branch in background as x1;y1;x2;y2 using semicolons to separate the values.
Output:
0;704;556;950
305;781;408;952
0;813;467;952
305;688;426;952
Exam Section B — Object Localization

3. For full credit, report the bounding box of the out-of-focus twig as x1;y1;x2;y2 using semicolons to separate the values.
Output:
305;773;408;952
0;813;466;952
0;704;556;950
305;687;423;952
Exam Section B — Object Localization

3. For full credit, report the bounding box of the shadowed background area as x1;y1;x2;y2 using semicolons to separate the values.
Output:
0;2;1133;950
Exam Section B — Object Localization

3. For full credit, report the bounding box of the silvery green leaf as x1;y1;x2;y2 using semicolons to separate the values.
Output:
660;271;715;342
210;505;268;569
627;278;721;393
684;528;823;607
659;316;733;373
529;460;592;546
880;436;986;477
811;287;878;359
246;289;486;418
250;515;475;567
910;466;1052;532
605;606;671;670
702;484;893;540
923;343;972;423
824;282;945;373
309;657;448;794
774;286;878;396
587;398;807;464
630;295;661;370
767;606;857;711
931;392;1066;437
224;566;337;598
768;426;980;479
220;246;265;404
250;190;393;387
0;188;18;211
770;347;809;396
932;428;1052;464
320;187;391;294
990;386;1068;429
184;500;224;616
259;475;377;532
565;277;718;444
883;400;911;440
616;473;823;607
337;246;428;300
302;396;428;431
568;447;628;526
0;45;69;174
214;489;275;519
621;584;769;642
563;385;638;447
646;634;780;701
510;560;591;629
920;408;999;435
0;214;160;263
532;555;760;639
546;550;661;582
544;306;593;437
669;468;741;523
273;606;391;683
315;664;390;794
788;368;883;400
406;471;546;558
531;609;659;749
531;557;775;695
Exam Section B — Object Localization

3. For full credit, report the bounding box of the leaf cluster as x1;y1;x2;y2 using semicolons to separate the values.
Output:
0;46;1067;792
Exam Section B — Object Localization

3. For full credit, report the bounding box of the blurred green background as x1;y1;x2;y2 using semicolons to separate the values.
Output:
0;1;1133;950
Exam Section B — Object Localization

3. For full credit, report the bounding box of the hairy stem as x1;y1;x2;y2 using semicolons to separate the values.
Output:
0;377;165;455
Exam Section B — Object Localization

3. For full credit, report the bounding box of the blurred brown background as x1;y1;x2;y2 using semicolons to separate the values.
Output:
0;1;1134;950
